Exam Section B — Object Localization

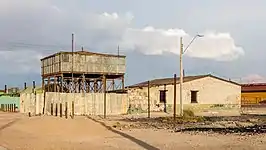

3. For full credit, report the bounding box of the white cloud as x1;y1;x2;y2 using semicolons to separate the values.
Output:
0;0;245;74
185;31;244;61
121;28;244;60
242;74;266;83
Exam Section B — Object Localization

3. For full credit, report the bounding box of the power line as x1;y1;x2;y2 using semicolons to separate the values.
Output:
0;42;72;49
7;42;70;48
0;41;128;55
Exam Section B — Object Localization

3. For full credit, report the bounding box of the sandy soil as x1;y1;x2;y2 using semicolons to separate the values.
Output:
0;112;266;150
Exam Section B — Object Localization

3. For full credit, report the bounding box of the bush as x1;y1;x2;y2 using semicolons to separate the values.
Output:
127;104;145;114
178;110;207;123
183;109;195;118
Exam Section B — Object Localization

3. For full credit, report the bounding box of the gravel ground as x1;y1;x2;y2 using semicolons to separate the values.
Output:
0;112;266;150
102;113;266;133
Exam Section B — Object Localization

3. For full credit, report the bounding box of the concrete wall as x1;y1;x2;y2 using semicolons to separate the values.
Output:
128;76;241;115
0;96;20;110
20;92;128;116
20;93;44;115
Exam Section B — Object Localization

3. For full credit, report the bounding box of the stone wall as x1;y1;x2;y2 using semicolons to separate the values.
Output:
127;88;165;113
20;92;128;116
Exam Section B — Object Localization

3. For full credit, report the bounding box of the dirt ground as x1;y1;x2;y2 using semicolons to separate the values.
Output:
0;112;266;150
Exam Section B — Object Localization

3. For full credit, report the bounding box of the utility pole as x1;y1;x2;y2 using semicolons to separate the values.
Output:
173;74;177;120
148;80;150;118
179;37;184;117
72;33;74;93
178;34;203;117
117;45;120;56
103;75;107;118
117;45;120;82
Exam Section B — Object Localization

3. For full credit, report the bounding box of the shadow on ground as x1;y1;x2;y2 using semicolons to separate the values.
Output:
88;116;159;150
0;119;19;132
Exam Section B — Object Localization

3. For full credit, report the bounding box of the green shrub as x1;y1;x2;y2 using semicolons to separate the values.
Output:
127;104;145;114
183;109;195;117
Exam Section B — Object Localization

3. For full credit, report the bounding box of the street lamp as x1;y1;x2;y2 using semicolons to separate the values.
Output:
179;34;203;117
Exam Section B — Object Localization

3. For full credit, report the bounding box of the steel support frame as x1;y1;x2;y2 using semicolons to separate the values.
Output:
42;74;125;93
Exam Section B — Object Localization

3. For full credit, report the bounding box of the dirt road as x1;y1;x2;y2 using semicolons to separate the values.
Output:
0;112;265;150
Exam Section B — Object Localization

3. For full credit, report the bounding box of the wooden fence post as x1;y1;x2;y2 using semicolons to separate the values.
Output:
60;103;62;117
65;102;68;119
72;101;74;119
14;104;16;112
51;103;53;116
174;74;177;120
148;81;150;118
55;103;58;116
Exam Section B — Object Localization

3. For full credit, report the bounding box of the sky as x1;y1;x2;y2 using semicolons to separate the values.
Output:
1;0;266;88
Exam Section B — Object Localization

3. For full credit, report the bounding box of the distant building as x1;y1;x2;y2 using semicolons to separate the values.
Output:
8;87;20;94
0;85;20;95
241;83;266;104
0;87;20;111
0;86;20;96
0;90;4;94
127;74;241;116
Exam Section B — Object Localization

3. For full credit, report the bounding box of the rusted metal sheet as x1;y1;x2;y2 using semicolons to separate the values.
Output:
242;83;266;92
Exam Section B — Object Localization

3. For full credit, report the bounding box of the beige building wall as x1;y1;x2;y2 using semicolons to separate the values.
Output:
128;76;241;115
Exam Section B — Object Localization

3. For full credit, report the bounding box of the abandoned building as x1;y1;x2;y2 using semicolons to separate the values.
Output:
127;74;241;115
20;50;128;116
241;83;266;104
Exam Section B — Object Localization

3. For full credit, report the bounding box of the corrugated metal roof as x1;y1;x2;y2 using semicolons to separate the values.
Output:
127;74;239;88
241;83;266;92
